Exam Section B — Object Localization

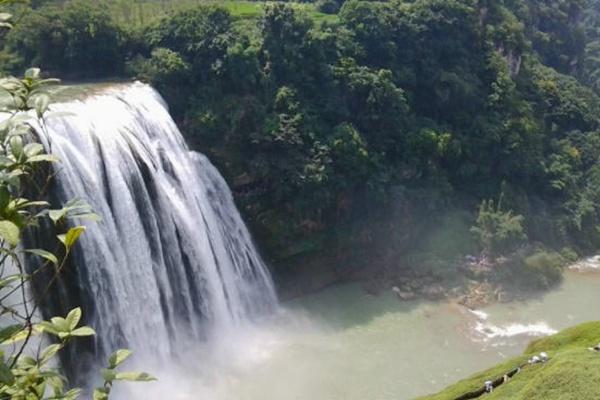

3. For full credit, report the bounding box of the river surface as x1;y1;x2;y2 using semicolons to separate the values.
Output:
127;262;600;400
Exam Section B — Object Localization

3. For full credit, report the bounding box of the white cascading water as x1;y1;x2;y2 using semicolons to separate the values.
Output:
32;83;278;387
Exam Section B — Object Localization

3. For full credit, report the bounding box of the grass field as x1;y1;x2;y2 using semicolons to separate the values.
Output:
418;321;600;400
104;0;337;27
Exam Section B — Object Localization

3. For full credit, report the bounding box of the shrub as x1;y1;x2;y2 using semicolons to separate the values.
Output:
6;0;125;77
317;0;342;14
471;199;527;257
523;250;566;288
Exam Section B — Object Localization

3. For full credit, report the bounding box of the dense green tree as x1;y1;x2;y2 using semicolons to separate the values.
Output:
509;0;587;75
5;0;124;77
6;0;600;278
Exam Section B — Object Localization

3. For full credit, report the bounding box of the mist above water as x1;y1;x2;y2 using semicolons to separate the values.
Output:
128;269;600;400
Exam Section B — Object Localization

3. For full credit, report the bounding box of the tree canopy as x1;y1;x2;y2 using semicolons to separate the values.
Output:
4;0;600;279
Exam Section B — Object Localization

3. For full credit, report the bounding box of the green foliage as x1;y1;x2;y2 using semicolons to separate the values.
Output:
583;0;600;92
526;321;600;354
316;0;341;15
0;65;153;399
94;1;331;28
513;0;587;75
5;0;125;77
471;199;526;257
522;250;566;288
156;0;600;265
260;4;313;85
93;350;155;400
0;306;99;398
0;3;153;396
128;48;189;84
7;0;600;271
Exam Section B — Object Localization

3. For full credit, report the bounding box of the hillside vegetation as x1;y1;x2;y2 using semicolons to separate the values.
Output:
419;321;600;400
3;0;600;292
105;1;336;26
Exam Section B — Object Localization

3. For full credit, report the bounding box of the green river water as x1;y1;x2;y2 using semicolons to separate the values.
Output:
128;262;600;400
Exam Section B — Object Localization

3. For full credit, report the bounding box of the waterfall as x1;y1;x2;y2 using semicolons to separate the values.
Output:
31;82;278;381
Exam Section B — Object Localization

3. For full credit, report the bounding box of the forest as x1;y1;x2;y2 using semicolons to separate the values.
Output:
3;1;600;400
3;0;600;289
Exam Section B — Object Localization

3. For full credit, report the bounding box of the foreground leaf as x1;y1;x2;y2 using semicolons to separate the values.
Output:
115;371;156;382
70;326;96;337
93;388;109;400
58;226;86;250
25;248;58;265
0;362;14;385
0;324;21;343
66;307;82;331
0;220;19;246
109;349;132;369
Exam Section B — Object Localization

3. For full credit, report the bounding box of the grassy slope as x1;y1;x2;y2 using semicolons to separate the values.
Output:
418;321;600;400
105;0;336;27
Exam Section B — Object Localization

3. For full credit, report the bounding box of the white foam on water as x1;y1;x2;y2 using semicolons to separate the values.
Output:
475;321;557;340
569;255;600;271
468;309;489;321
466;306;557;342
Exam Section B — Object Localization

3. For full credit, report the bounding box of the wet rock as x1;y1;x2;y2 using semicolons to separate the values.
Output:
392;286;416;301
459;282;495;308
363;280;381;295
363;278;388;295
396;277;411;286
399;291;417;301
495;288;510;303
421;284;446;300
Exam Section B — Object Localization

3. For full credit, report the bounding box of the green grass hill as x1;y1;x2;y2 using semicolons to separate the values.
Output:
418;321;600;400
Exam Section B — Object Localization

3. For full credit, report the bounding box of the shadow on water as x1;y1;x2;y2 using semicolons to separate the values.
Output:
285;282;427;331
287;262;600;336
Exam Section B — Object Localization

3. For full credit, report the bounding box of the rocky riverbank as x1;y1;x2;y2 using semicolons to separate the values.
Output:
275;244;597;312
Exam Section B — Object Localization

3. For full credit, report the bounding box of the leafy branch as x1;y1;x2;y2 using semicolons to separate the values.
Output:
0;2;155;399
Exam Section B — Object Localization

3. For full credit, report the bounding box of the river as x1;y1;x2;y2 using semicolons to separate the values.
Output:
123;259;600;400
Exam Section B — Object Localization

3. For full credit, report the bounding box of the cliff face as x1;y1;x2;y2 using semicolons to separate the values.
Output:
418;321;600;400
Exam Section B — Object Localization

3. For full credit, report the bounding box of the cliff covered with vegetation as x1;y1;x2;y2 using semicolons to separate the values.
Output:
3;0;600;294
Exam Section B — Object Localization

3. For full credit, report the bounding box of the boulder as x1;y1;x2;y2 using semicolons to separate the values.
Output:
421;284;446;300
